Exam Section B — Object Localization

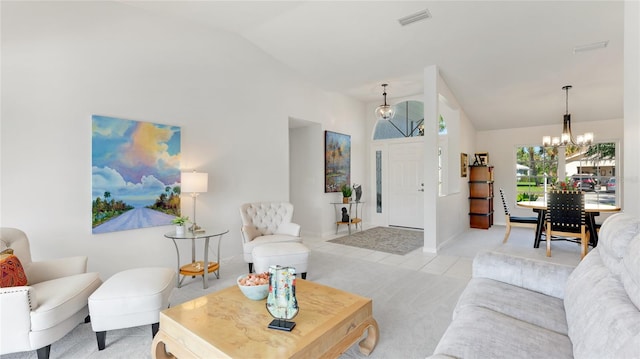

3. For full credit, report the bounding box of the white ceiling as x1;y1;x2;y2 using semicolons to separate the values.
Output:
121;1;624;131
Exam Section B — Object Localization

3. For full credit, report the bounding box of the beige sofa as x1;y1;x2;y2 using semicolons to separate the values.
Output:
429;213;640;358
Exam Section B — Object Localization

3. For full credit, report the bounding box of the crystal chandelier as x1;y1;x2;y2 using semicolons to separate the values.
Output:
542;85;593;147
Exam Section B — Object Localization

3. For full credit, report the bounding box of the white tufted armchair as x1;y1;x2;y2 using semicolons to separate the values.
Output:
239;202;302;273
0;228;103;359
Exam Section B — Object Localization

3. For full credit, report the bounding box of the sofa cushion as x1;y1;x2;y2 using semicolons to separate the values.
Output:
614;332;640;359
565;249;640;358
30;272;102;331
433;306;573;359
597;213;640;276
621;234;640;310
455;278;568;335
472;251;574;299
242;234;302;255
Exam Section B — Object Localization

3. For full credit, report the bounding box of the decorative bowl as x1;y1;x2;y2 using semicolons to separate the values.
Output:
237;274;269;301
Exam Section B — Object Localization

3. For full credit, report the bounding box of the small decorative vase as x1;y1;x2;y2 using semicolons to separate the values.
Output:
266;265;298;331
343;197;349;204
175;225;185;236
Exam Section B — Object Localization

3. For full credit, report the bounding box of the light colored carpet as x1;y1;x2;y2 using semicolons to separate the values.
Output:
328;226;424;255
1;225;583;359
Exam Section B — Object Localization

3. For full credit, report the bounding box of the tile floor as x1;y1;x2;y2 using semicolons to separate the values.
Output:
305;223;582;281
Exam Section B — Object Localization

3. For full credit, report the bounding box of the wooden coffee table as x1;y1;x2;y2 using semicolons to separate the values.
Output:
151;279;379;358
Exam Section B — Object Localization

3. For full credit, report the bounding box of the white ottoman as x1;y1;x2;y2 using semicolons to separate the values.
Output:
252;242;310;279
88;267;175;350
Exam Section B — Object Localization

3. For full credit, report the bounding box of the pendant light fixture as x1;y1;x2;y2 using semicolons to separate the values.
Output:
375;84;396;120
542;85;594;147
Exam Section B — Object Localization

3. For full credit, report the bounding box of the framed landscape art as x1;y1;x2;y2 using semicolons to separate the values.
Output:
324;131;351;193
91;115;181;234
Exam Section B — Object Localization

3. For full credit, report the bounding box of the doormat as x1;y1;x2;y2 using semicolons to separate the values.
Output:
328;226;423;255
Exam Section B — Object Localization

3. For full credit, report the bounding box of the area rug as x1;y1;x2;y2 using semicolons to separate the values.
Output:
328;226;424;255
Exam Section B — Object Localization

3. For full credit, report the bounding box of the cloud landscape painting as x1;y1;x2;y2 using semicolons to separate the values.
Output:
92;115;181;234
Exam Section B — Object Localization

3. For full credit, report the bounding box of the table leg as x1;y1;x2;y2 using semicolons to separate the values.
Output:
320;316;379;358
151;332;175;359
586;212;599;247
214;234;222;279
170;239;181;288
151;330;199;359
357;317;379;355
203;237;210;289
533;209;545;248
190;239;196;278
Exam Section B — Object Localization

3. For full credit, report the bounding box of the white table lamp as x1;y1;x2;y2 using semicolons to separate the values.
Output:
181;171;208;232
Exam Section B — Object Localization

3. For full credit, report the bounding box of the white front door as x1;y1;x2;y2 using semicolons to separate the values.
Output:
388;142;424;229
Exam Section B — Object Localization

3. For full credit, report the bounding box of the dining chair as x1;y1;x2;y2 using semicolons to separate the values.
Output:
499;188;538;243
545;190;588;258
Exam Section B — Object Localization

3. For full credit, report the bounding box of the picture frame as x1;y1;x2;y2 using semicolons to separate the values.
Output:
324;131;351;193
460;153;468;177
92;115;181;234
475;152;489;166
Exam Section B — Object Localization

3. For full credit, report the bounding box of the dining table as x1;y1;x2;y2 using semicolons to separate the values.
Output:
516;200;621;248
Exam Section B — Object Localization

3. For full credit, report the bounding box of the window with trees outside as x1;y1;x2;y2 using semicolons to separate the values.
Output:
516;142;617;206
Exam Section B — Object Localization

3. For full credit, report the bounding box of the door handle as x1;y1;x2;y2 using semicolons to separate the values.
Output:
418;189;424;192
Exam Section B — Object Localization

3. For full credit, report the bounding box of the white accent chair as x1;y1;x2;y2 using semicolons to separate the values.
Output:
239;202;302;273
0;228;103;359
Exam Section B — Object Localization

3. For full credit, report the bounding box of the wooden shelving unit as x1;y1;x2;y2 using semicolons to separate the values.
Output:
468;165;494;229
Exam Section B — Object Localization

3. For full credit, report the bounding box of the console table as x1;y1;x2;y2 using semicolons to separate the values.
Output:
331;201;364;235
164;229;228;289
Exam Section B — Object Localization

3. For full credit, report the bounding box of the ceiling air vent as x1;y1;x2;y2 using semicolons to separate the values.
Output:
398;9;431;26
573;41;609;54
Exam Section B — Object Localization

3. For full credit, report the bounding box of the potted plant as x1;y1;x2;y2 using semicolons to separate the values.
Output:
171;216;190;236
341;184;352;203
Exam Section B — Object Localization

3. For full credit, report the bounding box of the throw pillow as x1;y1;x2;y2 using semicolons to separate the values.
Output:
1;248;14;255
1;252;28;287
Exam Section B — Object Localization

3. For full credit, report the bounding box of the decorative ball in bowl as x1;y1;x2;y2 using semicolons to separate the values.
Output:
237;272;269;300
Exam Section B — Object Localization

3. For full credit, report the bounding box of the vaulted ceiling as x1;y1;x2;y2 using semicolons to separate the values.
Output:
121;1;624;131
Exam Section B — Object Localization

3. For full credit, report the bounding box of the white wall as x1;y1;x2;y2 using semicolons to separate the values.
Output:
433;71;476;251
295;92;368;237
1;1;365;278
623;0;640;217
477;118;623;224
289;123;323;236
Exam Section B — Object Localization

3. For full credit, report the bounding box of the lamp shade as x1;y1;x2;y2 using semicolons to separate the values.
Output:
181;172;208;193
